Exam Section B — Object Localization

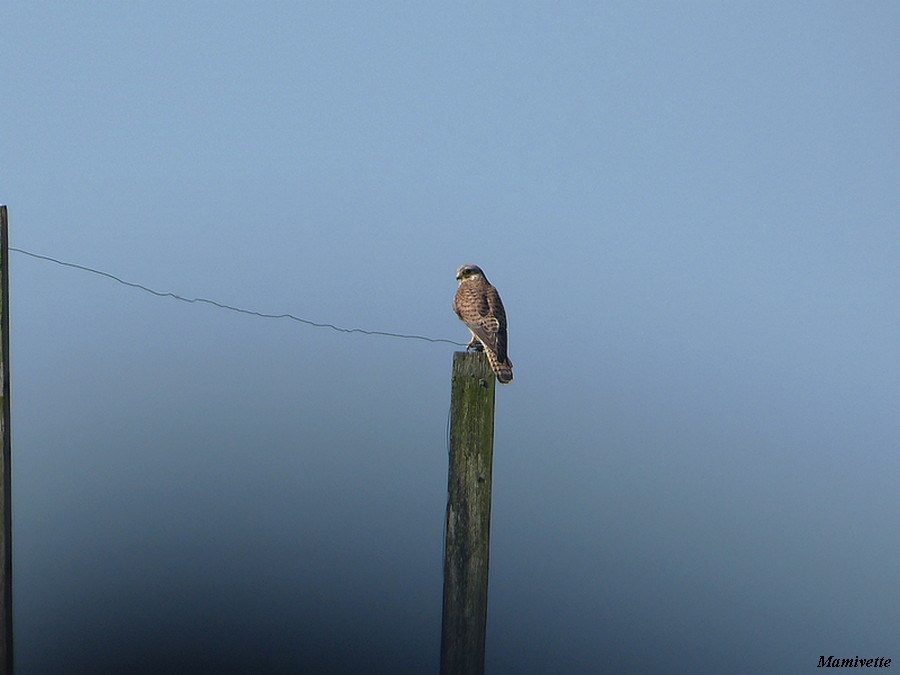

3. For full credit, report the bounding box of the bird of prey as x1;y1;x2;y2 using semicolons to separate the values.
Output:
453;264;513;384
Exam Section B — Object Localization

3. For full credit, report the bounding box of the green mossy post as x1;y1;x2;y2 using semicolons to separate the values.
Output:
440;351;496;675
0;206;11;674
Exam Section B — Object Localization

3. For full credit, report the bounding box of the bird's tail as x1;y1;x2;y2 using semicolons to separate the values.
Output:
486;350;513;384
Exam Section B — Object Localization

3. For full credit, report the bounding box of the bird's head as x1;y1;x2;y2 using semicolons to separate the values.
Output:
456;264;485;282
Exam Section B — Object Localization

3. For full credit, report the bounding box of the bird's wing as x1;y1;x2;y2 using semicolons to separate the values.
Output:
464;285;507;356
484;287;508;362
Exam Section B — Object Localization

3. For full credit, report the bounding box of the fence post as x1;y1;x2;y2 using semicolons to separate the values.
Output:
0;205;12;674
440;351;496;675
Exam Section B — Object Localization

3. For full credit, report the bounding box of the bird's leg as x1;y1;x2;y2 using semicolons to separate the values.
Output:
466;336;484;352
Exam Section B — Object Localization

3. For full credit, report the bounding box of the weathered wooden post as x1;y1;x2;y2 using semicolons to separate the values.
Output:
440;351;496;675
0;205;12;674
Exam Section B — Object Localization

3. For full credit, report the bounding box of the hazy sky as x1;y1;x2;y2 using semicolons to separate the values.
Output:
2;3;899;673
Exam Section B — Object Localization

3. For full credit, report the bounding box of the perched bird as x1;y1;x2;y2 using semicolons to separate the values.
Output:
453;264;513;384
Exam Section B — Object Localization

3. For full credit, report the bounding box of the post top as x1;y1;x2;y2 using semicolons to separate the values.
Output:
452;351;495;381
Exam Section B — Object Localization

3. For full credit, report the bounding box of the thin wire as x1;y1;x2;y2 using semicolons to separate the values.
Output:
10;247;467;346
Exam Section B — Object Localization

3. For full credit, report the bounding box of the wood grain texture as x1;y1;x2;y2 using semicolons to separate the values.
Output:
440;351;496;675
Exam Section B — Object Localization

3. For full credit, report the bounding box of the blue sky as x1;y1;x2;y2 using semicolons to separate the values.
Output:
2;3;899;673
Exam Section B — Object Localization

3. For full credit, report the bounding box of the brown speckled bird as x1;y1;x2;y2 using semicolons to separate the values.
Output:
453;264;513;384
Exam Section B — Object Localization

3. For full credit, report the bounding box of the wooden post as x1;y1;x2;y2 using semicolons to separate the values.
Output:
0;205;11;674
440;351;496;675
